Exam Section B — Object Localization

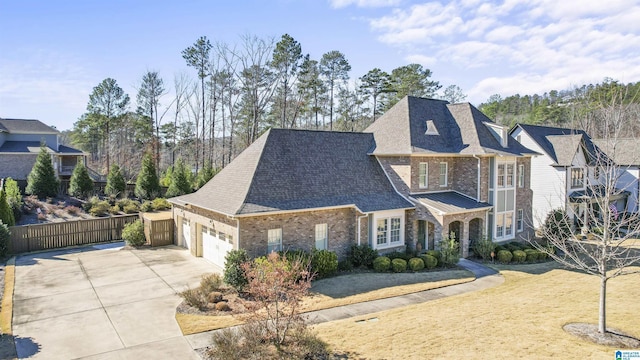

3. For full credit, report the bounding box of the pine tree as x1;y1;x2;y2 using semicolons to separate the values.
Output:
194;161;217;190
26;146;59;198
135;153;161;200
68;160;94;199
0;188;15;227
165;158;193;197
105;164;126;197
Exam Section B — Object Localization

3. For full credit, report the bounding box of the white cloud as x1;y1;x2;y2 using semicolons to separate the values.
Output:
405;54;436;66
329;0;401;8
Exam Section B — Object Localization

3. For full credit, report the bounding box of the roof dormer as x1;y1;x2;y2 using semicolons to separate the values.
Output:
484;122;508;147
425;120;439;135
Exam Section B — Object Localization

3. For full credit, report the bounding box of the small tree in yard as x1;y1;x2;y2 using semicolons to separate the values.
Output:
223;249;249;292
26;145;59;198
68;160;94;198
0;220;9;258
439;232;460;267
165;158;193;197
4;178;23;221
105;164;126;197
135;153;161;200
0;188;15;227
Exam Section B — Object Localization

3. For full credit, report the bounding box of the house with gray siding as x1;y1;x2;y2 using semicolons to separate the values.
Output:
169;96;537;267
593;138;640;214
0;118;86;181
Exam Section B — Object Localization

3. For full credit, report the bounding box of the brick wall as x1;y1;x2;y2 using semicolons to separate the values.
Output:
0;154;38;180
238;207;356;260
173;205;238;256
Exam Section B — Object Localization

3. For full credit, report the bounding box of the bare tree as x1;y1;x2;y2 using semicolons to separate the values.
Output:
136;70;167;172
319;50;351;131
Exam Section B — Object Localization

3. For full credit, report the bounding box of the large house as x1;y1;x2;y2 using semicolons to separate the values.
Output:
510;124;631;229
169;97;537;267
592;138;640;213
0;118;86;181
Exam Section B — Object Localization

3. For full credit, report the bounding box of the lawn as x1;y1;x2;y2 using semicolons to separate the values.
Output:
313;262;640;359
176;268;474;335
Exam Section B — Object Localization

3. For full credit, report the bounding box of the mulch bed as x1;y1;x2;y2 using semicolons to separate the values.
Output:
564;323;640;348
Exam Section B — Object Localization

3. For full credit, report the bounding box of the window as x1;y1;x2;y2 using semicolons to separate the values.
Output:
518;164;524;188
267;228;282;253
390;218;401;243
219;232;226;242
506;164;514;186
496;215;504;238
315;223;328;250
439;162;448;187
228;234;234;245
425;120;439;135
593;167;601;180
571;168;584;188
497;164;505;187
517;209;523;232
505;212;513;236
376;219;388;245
419;162;428;188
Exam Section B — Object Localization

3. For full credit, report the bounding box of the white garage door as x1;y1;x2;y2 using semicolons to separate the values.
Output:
201;226;231;268
182;219;191;250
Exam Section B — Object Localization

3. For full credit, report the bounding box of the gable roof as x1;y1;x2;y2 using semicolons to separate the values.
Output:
0;118;59;134
170;129;413;216
412;191;492;215
364;96;535;156
592;138;640;166
513;124;600;166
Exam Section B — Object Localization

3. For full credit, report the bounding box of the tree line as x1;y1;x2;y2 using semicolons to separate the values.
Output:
69;33;460;180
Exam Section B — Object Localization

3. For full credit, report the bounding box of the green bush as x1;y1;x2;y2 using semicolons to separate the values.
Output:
135;153;161;200
68;161;94;198
26;146;59;198
282;249;312;265
408;257;425;271
386;251;411;261
497;250;513;264
223;249;249;292
140;201;154;212
505;243;520;252
89;200;111;216
122;220;146;246
83;196;99;212
524;249;539;262
391;258;407;272
311;249;338;279
347;244;378;268
472;237;495;261
4;178;22;222
543;209;573;240
337;260;353;271
512;250;527;263
439;233;460;267
421;254;438;269
105;164;126;198
0;189;15;227
426;250;441;263
0;221;9;258
494;244;506;252
537;250;548;261
151;198;171;211
122;204;139;214
373;256;391;272
109;205;121;214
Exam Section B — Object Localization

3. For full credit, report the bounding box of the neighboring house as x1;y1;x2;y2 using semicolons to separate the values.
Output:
0;118;86;181
169;96;537;267
592;138;640;213
510;124;629;229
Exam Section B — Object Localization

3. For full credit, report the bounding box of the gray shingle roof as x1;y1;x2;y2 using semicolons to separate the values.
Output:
513;124;602;166
365;96;536;156
0;141;83;154
412;191;492;215
170;129;413;215
0;118;59;134
592;138;640;166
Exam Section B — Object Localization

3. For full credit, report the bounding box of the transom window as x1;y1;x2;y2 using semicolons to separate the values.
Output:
571;168;584;188
315;223;328;250
267;228;282;253
439;162;448;187
419;162;428;188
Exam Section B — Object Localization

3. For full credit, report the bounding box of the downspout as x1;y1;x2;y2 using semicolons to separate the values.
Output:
473;155;481;202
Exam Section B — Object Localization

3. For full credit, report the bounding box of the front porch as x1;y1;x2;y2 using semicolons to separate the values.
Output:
568;185;630;233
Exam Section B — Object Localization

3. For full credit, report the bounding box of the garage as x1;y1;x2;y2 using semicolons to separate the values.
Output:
201;226;232;268
182;219;191;250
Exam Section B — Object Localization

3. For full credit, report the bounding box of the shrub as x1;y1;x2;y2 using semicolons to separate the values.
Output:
25;145;59;198
505;243;520;252
512;250;527;263
122;220;146;246
386;251;410;261
109;205;121;214
391;258;407;272
543;209;573;240
215;301;231;312
0;189;15;227
524;249;539;262
223;249;249;292
135;152;161;200
83;196;99;212
494;244;506;252
426;250;441;262
140;201;154;212
439;233;460;267
281;249;312;266
89;200;111;216
151;197;171;211
0;221;9;258
68;161;94;198
208;291;224;303
179;287;207;310
347;244;378;268
408;257;425;271
64;205;80;215
311;249;338;279
497;250;513;264
4;178;22;221
165;158;194;197
123;204;139;214
421;254;438;269
537;250;548;261
472;237;495;261
200;273;224;294
106;164;126;198
337;260;353;271
373;256;391;272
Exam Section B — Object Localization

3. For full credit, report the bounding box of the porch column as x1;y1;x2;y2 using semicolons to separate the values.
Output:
462;221;470;258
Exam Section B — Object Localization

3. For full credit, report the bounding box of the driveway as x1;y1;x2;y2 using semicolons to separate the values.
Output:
12;243;221;359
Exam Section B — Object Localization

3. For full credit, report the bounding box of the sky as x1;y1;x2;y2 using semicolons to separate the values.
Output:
1;0;639;131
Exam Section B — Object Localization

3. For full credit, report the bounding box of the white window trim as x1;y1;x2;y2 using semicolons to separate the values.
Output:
494;157;517;241
439;162;448;187
267;228;282;253
570;167;585;189
315;223;328;250
372;210;405;250
419;162;428;189
518;164;524;188
517;209;524;232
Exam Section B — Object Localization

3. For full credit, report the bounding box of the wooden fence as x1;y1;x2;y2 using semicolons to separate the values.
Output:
8;214;140;254
145;219;174;247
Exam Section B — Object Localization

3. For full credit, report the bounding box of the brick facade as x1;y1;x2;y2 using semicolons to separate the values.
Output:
173;205;238;257
515;157;535;241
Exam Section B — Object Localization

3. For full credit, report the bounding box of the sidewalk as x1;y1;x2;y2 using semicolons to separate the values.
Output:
184;259;504;349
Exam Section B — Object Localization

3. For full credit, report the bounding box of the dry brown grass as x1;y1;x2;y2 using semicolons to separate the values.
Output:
176;269;474;335
314;262;640;359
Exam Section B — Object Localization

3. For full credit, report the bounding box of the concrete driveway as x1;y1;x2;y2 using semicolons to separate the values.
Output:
12;243;221;359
